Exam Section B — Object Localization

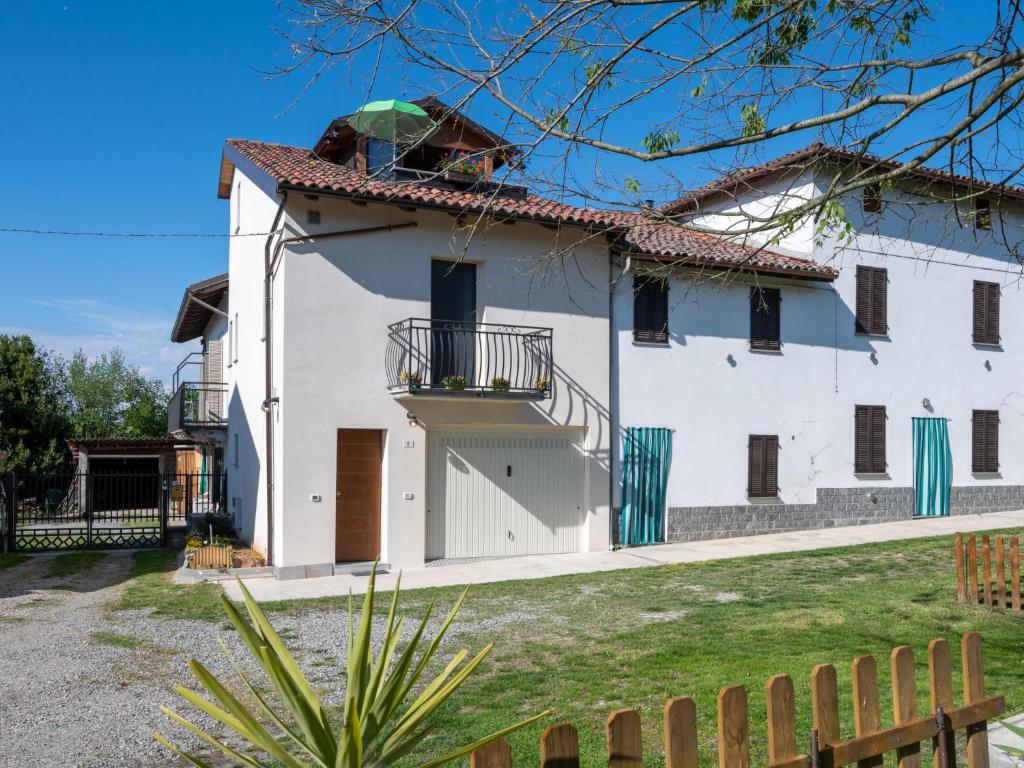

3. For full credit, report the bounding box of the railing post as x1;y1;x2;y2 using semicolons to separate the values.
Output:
4;472;15;553
160;473;169;548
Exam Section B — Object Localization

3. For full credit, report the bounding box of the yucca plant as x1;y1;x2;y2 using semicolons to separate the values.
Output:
996;719;1024;762
155;566;550;767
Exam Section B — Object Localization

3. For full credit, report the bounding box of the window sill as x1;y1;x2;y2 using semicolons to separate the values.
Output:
972;342;1003;352
855;332;891;342
748;347;783;355
854;472;891;480
632;340;670;348
972;471;1002;479
747;496;783;505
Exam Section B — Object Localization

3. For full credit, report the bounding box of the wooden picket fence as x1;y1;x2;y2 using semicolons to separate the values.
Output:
470;633;1004;768
954;533;1022;610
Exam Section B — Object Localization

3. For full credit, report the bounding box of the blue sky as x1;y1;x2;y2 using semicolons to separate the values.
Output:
0;2;1005;383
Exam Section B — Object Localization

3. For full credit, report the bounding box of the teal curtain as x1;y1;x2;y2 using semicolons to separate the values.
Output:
199;447;208;494
912;417;951;517
620;427;672;545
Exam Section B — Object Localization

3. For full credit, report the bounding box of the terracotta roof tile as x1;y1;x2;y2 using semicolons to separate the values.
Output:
225;139;836;281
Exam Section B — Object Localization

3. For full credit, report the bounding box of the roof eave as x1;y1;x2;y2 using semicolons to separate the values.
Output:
619;248;837;283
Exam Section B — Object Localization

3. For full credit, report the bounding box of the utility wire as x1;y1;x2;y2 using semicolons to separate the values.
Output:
0;227;282;238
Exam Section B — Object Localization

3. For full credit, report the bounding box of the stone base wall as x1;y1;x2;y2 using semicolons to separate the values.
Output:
663;485;1024;543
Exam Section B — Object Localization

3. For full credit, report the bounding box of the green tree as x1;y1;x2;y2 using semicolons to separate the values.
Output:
0;335;71;472
67;349;169;439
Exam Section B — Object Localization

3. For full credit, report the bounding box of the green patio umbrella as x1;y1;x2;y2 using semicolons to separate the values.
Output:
346;99;436;143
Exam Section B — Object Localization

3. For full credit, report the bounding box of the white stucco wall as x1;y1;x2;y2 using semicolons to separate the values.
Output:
231;187;611;569
615;177;1024;510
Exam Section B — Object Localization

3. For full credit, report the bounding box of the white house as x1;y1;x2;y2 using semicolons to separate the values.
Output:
169;102;1024;576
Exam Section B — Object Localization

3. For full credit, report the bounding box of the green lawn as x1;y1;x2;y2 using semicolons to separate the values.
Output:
0;553;28;570
48;551;106;577
259;530;1024;768
111;548;223;621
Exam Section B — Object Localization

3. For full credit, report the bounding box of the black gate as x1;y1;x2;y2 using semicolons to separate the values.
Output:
0;471;227;552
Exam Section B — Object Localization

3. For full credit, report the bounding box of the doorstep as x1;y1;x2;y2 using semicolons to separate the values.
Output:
174;565;277;584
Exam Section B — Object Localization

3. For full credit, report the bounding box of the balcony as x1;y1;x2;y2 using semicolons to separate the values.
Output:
168;352;227;438
386;318;553;399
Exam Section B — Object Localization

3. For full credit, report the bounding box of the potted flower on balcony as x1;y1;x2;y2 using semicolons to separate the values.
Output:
490;376;511;393
437;150;486;180
442;374;466;391
398;369;423;390
535;376;550;393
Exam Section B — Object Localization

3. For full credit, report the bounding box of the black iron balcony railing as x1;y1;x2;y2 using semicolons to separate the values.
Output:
386;318;553;397
168;382;228;433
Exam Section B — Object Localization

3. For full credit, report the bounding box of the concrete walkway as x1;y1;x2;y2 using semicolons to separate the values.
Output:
223;509;1024;602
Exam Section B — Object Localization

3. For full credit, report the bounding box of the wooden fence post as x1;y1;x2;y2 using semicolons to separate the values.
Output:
955;533;966;603
852;655;884;768
717;685;750;768
968;535;979;603
891;646;922;768
1012;536;1021;612
766;675;798;766
996;537;1006;609
607;709;642;768
962;632;990;768
542;723;580;768
811;663;841;758
929;639;956;768
472;739;512;768
982;535;993;606
664;697;698;768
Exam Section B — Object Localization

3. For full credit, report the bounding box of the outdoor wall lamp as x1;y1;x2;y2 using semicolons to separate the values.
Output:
261;396;280;413
921;397;932;410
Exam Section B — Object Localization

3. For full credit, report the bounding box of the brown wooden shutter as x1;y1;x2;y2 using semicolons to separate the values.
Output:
863;184;882;213
973;281;1000;345
854;405;886;473
750;287;780;350
973;410;999;472
633;277;652;343
856;266;887;335
651;280;668;343
748;435;779;497
633;277;668;343
855;266;870;334
870;406;886;473
975;198;992;230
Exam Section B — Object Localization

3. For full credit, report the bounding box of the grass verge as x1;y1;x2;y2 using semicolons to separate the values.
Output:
0;553;28;570
91;629;147;649
111;548;223;621
48;551;106;578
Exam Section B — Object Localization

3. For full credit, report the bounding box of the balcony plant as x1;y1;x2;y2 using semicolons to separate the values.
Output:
535;376;550;392
442;374;466;391
490;376;511;392
398;369;423;390
155;564;549;767
437;150;486;177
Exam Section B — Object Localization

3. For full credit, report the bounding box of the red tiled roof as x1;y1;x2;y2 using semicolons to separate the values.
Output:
662;142;1024;214
224;139;836;281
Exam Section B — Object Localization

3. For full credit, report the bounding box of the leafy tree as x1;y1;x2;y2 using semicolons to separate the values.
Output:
66;349;169;439
0;335;71;472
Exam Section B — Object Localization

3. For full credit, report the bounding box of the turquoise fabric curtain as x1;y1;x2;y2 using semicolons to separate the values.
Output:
199;447;208;494
912;417;951;517
620;427;672;546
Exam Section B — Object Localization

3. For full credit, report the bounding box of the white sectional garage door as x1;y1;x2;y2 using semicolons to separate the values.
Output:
426;429;585;559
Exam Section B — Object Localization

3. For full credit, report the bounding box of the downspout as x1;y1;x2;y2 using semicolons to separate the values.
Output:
263;193;288;567
262;216;418;568
608;251;632;550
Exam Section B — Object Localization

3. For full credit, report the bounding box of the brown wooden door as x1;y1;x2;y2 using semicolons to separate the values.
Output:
335;429;383;562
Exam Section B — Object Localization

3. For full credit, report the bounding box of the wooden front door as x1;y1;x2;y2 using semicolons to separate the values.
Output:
335;429;383;562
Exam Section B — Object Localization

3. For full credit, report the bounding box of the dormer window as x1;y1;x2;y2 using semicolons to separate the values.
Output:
366;138;398;177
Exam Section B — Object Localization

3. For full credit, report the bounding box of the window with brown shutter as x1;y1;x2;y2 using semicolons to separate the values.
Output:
854;405;886;474
863;184;882;213
750;287;781;350
972;280;1000;345
748;434;779;497
974;198;992;230
633;276;669;344
972;410;999;473
855;265;887;336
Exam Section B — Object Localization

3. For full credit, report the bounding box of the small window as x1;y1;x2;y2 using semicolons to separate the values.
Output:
855;265;887;336
307;210;321;225
233;433;240;468
226;319;233;367
633;276;669;344
854;405;886;474
748;435;779;497
973;280;1000;345
750;287;781;350
863;184;882;214
974;198;992;230
232;312;239;364
972;410;999;473
366;138;398;177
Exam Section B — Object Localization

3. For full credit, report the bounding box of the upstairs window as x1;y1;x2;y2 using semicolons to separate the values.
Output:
366;138;398;177
863;184;882;214
973;280;1000;345
972;410;999;473
633;276;669;344
748;435;779;498
854;405;886;474
855;265;887;336
750;287;781;351
974;198;992;230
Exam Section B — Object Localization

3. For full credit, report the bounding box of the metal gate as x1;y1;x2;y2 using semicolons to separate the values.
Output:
0;471;227;552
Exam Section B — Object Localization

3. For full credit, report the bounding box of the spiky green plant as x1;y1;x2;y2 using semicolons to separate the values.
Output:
995;719;1024;760
155;566;550;767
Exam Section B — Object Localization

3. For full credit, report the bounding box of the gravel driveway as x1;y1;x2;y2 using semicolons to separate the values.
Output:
0;553;358;767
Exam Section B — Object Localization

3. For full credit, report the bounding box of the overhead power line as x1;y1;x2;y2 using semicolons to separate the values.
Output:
0;227;282;238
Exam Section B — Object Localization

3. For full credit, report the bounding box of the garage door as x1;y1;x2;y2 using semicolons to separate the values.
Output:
427;429;585;559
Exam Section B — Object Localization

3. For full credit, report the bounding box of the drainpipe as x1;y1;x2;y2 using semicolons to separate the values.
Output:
261;214;418;567
608;254;631;550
